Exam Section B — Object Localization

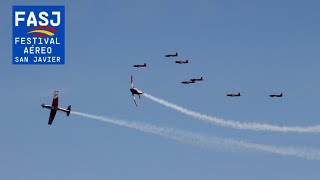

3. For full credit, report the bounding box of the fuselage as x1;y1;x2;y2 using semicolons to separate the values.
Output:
133;64;146;68
227;93;240;97
270;94;282;97
176;60;188;64
182;81;195;84
191;77;203;81
41;104;69;112
130;88;143;95
165;53;178;57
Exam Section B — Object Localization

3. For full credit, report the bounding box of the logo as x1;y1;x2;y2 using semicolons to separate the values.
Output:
27;26;58;38
12;6;65;65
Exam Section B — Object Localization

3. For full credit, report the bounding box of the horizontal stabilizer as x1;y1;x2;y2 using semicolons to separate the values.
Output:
66;105;71;116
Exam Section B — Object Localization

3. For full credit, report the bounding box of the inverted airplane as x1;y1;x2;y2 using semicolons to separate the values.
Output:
175;60;188;64
41;90;71;125
129;75;144;107
270;93;283;97
165;52;178;57
181;80;196;84
190;77;203;82
226;93;241;97
133;63;147;68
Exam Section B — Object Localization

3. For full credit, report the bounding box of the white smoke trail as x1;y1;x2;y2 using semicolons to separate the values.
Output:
143;93;320;133
72;111;320;160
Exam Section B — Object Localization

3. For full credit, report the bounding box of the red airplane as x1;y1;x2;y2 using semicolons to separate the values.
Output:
270;93;283;97
175;60;188;64
41;90;71;125
165;52;178;57
226;93;241;97
181;80;196;84
133;63;146;68
190;77;203;82
129;76;144;107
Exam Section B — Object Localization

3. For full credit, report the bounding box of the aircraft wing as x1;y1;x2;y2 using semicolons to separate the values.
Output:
52;90;59;107
133;95;138;107
48;109;57;125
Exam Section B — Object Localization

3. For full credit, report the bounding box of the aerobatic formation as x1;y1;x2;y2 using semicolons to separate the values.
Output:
131;51;283;106
42;51;283;123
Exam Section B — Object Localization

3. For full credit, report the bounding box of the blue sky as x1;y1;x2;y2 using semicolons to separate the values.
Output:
1;0;320;179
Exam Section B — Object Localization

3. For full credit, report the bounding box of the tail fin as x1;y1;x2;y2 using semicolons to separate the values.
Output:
66;105;71;116
175;52;178;56
201;77;203;80
186;60;188;63
238;93;241;96
144;63;146;66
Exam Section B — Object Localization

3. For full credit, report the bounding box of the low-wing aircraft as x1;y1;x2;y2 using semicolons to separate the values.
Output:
129;76;144;107
175;60;188;64
41;90;71;125
270;93;283;97
226;93;241;97
181;80;196;84
133;63;147;68
165;52;178;57
190;77;203;82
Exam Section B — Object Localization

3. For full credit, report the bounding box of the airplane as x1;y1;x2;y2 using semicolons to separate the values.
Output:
133;63;147;68
270;93;283;97
190;77;203;82
165;52;178;57
129;75;144;107
41;90;71;125
226;93;241;97
175;60;188;64
181;80;196;84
